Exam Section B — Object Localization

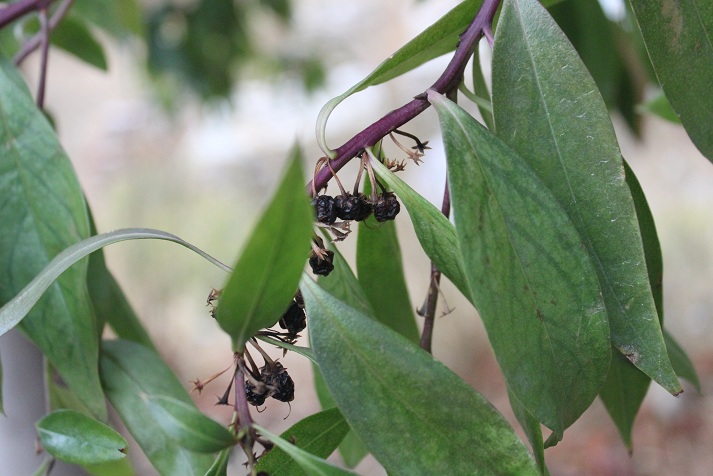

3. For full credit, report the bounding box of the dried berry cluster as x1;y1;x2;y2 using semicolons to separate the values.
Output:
244;361;295;407
312;190;400;225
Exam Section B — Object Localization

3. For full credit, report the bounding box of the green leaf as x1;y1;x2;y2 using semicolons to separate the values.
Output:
639;91;682;124
72;0;143;38
664;331;700;392
508;390;548;475
0;59;105;419
0;228;230;337
36;410;127;465
84;457;135;476
313;246;371;467
255;335;316;363
256;408;350;475
316;0;483;155
430;91;610;436
492;0;681;396
369;155;470;299
599;351;649;450
87;212;156;351
146;396;235;453
317;242;374;317
216;147;313;350
301;276;539;475
628;0;713;161
100;340;213;475
52;16;108;70
204;447;233;476
357;180;419;343
31;458;53;476
203;448;231;476
255;425;356;476
597;160;658;449
469;45;494;130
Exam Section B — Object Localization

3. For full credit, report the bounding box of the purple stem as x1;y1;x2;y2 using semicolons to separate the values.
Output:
307;0;501;195
0;0;54;28
36;7;49;109
15;0;74;65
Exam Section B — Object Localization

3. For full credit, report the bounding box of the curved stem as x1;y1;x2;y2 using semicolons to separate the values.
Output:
307;0;501;196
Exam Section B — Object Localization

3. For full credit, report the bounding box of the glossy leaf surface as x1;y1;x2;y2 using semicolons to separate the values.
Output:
256;408;350;476
100;340;213;475
316;0;483;154
629;0;713;161
36;410;127;465
255;425;356;476
492;0;680;395
146;396;235;453
0;60;104;418
216;148;313;350
431;91;610;435
301;276;539;475
369;155;470;299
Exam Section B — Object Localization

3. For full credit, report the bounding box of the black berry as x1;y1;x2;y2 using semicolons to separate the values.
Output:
312;195;337;224
335;193;372;221
262;363;295;402
373;192;400;222
309;249;334;276
245;380;268;406
279;301;306;335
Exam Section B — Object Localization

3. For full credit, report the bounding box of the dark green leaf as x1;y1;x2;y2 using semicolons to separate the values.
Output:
255;425;356;476
36;410;127;465
203;448;231;476
597;160;658;449
146;396;235;453
430;91;610;436
508;390;549;475
84;457;135;476
204;448;231;476
216;147;313;350
317;242;373;317
72;0;143;37
369;155;470;299
100;340;213;475
640;91;682;124
313;247;371;467
357;180;419;343
301;276;539;475
628;0;713;161
256;408;350;475
0;59;105;419
665;331;700;392
0;228;230;337
52;16;108;70
492;0;681;395
317;0;483;154
599;351;649;450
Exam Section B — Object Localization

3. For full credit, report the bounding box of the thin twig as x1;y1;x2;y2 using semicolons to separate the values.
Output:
35;6;50;109
14;0;75;65
0;0;55;29
419;180;451;353
306;0;501;196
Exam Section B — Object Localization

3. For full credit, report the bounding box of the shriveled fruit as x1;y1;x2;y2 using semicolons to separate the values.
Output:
373;192;400;222
312;195;337;224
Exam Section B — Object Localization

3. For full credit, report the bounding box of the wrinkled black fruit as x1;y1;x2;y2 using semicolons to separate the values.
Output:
335;193;372;221
279;301;306;335
373;192;400;222
312;195;337;224
309;249;334;276
245;380;268;406
262;363;295;402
